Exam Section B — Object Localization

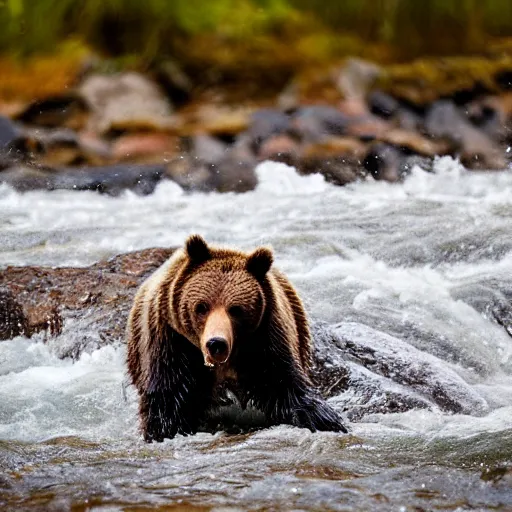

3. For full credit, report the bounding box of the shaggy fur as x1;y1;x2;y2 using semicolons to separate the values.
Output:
127;234;347;441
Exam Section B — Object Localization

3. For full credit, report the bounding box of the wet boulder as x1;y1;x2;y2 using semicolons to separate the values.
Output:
257;133;300;167
363;143;404;182
111;132;180;164
297;136;366;186
0;248;175;358
0;115;41;163
367;90;401;119
0;165;56;192
311;322;488;418
168;135;258;193
209;143;258;193
0;115;23;151
424;100;508;169
363;143;434;183
49;164;166;195
0;164;166;196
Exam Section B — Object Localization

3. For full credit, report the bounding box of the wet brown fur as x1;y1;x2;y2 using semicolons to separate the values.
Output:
126;235;347;441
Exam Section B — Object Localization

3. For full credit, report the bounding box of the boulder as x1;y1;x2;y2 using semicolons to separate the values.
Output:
0;248;175;359
424;100;508;170
79;72;175;134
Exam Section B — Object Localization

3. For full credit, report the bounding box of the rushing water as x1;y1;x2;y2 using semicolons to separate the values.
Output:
1;158;512;511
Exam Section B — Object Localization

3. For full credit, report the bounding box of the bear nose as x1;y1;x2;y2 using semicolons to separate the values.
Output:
206;337;229;360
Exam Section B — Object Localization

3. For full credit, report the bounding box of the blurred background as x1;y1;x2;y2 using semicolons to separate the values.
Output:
1;0;512;193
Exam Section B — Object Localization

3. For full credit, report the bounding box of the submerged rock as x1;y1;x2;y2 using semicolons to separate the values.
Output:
0;249;491;419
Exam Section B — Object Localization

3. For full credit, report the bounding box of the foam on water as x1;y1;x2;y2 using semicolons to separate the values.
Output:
0;338;137;442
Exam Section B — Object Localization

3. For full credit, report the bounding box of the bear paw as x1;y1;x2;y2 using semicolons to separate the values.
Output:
291;396;349;434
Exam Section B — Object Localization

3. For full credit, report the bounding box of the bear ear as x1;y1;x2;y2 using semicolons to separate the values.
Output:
246;247;273;280
185;234;211;264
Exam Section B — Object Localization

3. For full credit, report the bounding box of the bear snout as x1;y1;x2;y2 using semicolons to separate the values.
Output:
206;337;229;361
200;308;233;367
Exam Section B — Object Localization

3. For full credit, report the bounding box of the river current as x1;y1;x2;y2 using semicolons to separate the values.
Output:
1;159;512;510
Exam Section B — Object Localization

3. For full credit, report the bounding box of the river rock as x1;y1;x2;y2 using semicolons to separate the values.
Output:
289;106;351;141
466;96;509;142
247;109;290;151
379;128;449;157
311;322;488;417
0;163;167;195
188;134;228;165
15;93;90;131
168;135;258;193
424;100;508;169
112;132;180;163
50;164;166;195
363;143;404;182
297;136;366;185
0;115;41;163
79;72;175;134
181;104;252;138
367;90;401;119
258;134;300;166
0;115;23;150
166;154;213;192
0;248;175;359
0;165;56;192
209;144;258;193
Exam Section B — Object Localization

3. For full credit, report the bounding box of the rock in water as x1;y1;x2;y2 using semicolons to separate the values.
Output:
311;322;488;417
0;248;175;358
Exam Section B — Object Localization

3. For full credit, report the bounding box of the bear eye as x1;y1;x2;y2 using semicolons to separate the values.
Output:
228;305;244;318
195;302;209;316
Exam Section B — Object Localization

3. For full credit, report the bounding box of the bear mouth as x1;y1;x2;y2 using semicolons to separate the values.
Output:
203;351;230;367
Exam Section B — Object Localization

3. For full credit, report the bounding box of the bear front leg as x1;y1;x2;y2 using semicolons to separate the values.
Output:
239;347;348;433
138;332;213;442
139;388;204;442
258;382;349;434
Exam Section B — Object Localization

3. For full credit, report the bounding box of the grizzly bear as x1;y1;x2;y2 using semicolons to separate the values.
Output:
126;234;347;441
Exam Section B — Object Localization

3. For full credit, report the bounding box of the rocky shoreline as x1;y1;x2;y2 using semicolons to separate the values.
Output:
0;58;511;195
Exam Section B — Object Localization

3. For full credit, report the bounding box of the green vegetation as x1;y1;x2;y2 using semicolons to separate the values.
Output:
1;0;512;100
1;0;512;60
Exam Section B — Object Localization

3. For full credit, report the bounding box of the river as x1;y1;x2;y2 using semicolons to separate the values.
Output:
1;158;512;510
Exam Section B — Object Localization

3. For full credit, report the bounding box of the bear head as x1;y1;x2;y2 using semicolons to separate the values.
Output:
170;234;274;367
